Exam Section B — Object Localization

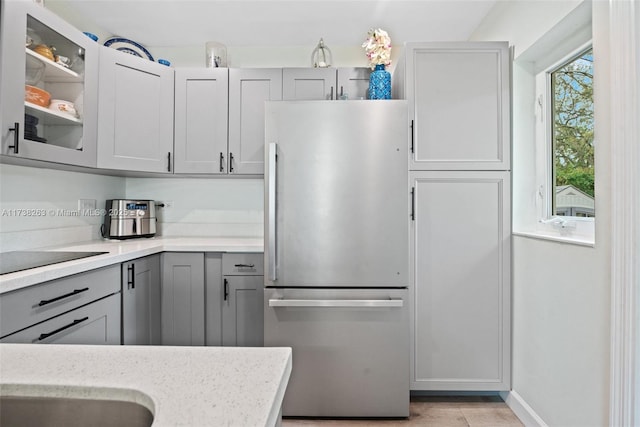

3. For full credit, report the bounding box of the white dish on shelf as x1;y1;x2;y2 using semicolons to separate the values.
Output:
103;37;154;61
49;99;78;118
25;101;82;125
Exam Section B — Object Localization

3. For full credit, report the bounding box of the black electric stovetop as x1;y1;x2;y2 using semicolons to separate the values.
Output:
0;251;109;275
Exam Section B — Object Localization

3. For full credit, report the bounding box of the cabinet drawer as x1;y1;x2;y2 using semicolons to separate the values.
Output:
0;265;120;338
0;293;121;345
222;253;264;275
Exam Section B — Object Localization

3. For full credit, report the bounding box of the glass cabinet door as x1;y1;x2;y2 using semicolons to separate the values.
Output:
1;0;98;167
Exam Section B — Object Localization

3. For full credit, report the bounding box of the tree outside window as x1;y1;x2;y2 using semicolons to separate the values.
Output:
551;48;594;217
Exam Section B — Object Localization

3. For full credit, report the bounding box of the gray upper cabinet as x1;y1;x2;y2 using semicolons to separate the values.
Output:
283;68;370;101
336;68;371;100
174;68;229;174
283;67;336;100
228;68;282;175
161;252;205;346
122;254;161;345
0;0;99;167
401;42;511;170
97;47;174;173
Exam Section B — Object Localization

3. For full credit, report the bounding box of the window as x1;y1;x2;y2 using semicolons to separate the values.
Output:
550;48;594;218
531;42;595;244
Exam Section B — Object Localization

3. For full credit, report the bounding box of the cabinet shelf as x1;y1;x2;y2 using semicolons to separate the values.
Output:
25;101;82;125
26;48;81;82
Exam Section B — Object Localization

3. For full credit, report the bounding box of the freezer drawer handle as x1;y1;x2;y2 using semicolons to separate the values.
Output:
268;299;403;308
267;142;278;281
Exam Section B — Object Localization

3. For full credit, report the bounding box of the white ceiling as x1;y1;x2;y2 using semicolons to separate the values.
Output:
46;0;498;48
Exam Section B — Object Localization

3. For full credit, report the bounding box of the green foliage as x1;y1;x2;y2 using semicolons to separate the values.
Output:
556;166;595;197
552;50;594;197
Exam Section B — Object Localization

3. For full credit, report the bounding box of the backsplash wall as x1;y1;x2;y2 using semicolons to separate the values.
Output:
0;164;264;252
125;177;264;238
0;164;125;251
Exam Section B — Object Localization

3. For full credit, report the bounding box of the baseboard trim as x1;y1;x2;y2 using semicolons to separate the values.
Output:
500;390;548;427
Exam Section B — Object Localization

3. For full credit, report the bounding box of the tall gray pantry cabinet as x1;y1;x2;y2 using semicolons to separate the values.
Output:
395;42;511;391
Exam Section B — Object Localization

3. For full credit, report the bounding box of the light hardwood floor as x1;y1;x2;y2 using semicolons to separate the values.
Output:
282;396;524;427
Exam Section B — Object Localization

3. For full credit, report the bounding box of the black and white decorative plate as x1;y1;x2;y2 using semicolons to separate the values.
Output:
103;37;154;61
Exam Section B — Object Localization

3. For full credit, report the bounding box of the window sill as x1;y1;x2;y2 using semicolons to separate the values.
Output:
513;230;595;247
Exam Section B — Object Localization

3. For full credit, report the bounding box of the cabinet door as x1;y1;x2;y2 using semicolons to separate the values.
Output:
1;293;121;345
410;171;511;391
0;0;98;167
222;275;264;347
97;47;174;173
122;254;161;345
406;42;510;170
228;68;282;175
336;68;371;100
204;253;223;346
161;252;205;346
174;68;228;174
282;68;336;100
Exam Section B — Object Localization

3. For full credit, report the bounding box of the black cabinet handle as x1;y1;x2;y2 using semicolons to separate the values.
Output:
219;152;225;172
410;120;414;154
411;187;415;221
167;152;172;172
229;153;234;173
38;288;89;307
234;263;255;268
224;278;229;301
8;122;19;154
330;86;334;100
37;317;89;341
127;264;135;289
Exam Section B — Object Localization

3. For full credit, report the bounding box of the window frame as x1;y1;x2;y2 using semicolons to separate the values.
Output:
533;40;595;245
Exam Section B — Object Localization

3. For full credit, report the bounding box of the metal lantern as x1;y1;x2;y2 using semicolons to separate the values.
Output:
311;38;332;68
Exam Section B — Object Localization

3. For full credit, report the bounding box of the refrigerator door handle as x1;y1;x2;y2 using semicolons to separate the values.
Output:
269;299;403;308
267;142;278;281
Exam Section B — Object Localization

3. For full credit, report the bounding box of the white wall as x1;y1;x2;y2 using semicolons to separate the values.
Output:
0;164;125;251
471;1;611;425
125;177;263;238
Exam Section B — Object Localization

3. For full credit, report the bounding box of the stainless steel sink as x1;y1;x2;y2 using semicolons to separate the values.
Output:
0;395;153;427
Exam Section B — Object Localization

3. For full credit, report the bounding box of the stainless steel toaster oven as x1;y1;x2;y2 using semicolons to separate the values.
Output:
102;199;156;239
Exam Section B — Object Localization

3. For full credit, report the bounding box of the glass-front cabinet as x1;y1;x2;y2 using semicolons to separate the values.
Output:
0;0;98;167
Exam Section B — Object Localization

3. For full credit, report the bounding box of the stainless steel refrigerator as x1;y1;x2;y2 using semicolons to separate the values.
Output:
264;100;409;418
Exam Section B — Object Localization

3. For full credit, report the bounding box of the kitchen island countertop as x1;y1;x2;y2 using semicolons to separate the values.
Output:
0;237;263;294
0;343;291;427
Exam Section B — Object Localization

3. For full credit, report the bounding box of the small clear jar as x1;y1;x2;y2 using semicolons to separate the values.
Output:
205;41;227;67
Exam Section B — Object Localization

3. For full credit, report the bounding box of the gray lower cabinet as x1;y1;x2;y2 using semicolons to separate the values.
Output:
161;252;205;345
122;254;161;345
206;253;264;347
222;275;263;347
1;293;120;345
0;265;121;344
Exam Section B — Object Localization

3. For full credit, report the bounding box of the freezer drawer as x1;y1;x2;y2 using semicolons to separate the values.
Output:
264;288;409;418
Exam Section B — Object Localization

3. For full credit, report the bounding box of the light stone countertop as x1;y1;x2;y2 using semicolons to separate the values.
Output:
0;237;264;294
0;343;292;427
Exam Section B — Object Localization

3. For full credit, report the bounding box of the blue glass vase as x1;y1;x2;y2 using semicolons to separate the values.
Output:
368;64;391;99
